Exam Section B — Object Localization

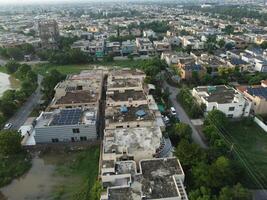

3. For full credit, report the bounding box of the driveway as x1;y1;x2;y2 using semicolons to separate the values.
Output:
7;75;43;130
163;79;207;148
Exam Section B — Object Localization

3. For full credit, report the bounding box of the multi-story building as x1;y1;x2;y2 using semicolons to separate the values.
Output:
136;38;155;56
34;108;97;143
237;80;267;115
100;157;188;200
49;70;104;110
192;85;252;118
38;20;59;49
153;40;171;54
71;39;105;58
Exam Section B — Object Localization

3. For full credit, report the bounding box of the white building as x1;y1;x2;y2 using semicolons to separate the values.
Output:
192;85;251;118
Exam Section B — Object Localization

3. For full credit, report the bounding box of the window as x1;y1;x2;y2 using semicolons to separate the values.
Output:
80;136;87;141
227;114;233;118
72;128;80;134
229;107;235;111
52;138;59;143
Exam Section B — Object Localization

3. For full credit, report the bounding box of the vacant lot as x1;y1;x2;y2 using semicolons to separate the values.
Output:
33;59;145;75
52;146;100;200
227;122;267;189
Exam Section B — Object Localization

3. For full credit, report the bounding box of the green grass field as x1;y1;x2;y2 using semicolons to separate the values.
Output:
33;59;145;75
51;146;100;200
0;153;32;187
226;122;267;189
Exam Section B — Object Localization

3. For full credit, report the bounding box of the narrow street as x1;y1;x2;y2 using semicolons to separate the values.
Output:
8;75;43;130
163;79;208;148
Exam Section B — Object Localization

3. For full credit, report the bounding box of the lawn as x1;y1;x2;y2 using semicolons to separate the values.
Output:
51;146;100;200
32;59;145;75
226;122;267;189
0;153;32;187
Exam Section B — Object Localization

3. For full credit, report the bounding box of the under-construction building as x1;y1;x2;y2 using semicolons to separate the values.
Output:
38;20;59;49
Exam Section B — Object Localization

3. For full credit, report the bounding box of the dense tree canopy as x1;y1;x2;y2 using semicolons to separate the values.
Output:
0;130;22;155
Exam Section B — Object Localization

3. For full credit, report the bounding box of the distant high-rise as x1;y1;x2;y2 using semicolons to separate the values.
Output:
38;20;59;49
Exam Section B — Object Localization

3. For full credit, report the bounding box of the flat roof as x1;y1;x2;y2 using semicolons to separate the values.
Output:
35;108;97;128
107;90;146;102
103;126;162;154
108;78;141;89
195;85;238;104
56;91;99;105
140;158;184;199
105;105;154;124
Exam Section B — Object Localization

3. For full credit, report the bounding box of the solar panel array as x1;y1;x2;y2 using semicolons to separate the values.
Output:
50;109;82;126
247;87;267;100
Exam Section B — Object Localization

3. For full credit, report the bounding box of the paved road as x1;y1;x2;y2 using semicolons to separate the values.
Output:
8;75;43;130
0;58;48;66
163;79;207;148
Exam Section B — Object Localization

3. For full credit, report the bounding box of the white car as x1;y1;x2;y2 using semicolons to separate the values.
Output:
3;123;13;130
170;107;177;116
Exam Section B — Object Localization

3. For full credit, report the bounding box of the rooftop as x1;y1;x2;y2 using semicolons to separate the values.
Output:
103;126;162;155
105;105;154;124
140;158;184;199
106;158;187;200
107;90;146;102
35;108;97;128
194;85;240;104
108;78;142;89
247;87;267;100
55;91;99;105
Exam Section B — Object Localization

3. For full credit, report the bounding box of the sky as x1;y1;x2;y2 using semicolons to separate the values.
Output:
0;0;113;5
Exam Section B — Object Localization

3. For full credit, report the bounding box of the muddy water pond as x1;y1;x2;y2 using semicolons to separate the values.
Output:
0;153;74;200
0;72;20;97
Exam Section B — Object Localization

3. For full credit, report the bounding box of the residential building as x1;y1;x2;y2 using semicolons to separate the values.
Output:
178;61;206;80
100;157;188;200
237;80;267;114
143;29;156;38
49;70;104;110
136;38;155;56
153;40;171;54
121;40;137;56
34;108;97;143
38;20;59;49
192;85;252;118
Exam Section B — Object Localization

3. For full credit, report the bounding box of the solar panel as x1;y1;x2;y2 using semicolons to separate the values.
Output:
50;108;82;126
247;87;267;100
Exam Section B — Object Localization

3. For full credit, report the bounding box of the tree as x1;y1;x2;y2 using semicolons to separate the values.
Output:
191;162;211;188
174;123;192;141
218;183;251;200
205;110;228;128
89;181;102;200
103;54;114;62
218;39;226;48
175;139;206;169
42;69;66;102
15;64;31;80
0;130;22;155
260;41;267;49
208;156;236;189
225;42;234;50
20;43;35;54
223;25;234;35
6;47;24;60
189;187;215;200
5;61;20;74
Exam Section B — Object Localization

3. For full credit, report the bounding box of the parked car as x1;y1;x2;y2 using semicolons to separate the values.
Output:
3;123;13;130
170;107;177;116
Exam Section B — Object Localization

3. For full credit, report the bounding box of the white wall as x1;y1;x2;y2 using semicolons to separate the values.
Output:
254;117;267;132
